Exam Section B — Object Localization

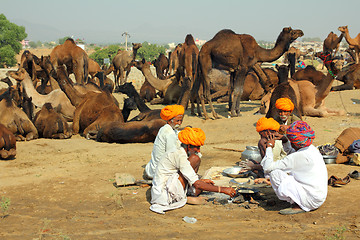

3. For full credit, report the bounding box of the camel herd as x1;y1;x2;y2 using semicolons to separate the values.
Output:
1;25;360;159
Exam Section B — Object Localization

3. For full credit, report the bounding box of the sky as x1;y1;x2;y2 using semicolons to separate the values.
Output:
2;0;359;45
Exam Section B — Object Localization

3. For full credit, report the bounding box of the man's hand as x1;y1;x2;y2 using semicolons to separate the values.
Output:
199;179;214;185
279;125;290;134
265;132;275;148
221;187;236;197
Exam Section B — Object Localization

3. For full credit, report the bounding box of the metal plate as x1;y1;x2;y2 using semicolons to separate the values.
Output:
223;167;251;178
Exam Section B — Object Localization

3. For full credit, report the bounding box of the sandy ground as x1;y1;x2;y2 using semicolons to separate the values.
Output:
0;50;360;239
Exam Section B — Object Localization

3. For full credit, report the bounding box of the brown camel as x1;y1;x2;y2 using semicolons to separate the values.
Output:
134;59;182;105
55;66;124;138
0;88;38;141
168;44;182;75
33;103;72;139
112;43;142;86
140;79;157;102
0;123;16;159
49;38;89;84
7;68;76;121
331;63;360;91
117;82;161;122
338;26;360;63
152;53;169;79
265;52;345;118
198;27;304;119
323;31;344;57
293;65;325;86
88;58;102;78
94;119;166;143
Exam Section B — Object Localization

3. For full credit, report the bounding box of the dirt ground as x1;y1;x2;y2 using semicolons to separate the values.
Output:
1;50;360;239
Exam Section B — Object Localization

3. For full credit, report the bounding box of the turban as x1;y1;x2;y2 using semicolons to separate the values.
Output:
275;98;294;111
256;117;280;132
160;105;184;121
286;121;315;148
178;127;206;146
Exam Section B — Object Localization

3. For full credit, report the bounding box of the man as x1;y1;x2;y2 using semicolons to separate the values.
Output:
274;98;301;133
144;105;184;180
261;121;328;215
150;127;236;214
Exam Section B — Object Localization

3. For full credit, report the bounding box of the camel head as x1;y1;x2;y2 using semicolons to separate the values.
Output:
132;43;142;50
123;97;137;111
40;55;56;76
134;58;150;71
277;27;304;48
115;82;136;95
6;68;28;81
338;26;348;33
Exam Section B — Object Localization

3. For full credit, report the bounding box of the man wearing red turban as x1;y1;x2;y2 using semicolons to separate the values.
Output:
261;121;328;215
150;127;236;214
144;105;185;180
274;98;301;133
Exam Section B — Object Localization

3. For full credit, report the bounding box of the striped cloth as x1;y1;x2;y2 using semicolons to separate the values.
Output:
286;121;315;148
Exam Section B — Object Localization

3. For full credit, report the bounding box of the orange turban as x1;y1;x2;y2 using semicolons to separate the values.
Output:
178;127;206;146
256;117;280;132
160;105;184;121
275;98;294;111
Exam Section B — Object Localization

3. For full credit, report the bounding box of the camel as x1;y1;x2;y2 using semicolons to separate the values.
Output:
33;103;72;139
338;26;360;64
168;44;182;75
293;65;325;86
265;52;345;118
88;58;102;78
140;79;157;102
48;38;89;84
55;66;124;137
0;88;38;141
152;53;169;79
323;31;343;57
331;63;360;91
89;71;115;92
197;27;304;119
134;59;182;105
0;123;16;159
7;68;76;121
94;119;166;143
117;82;161;122
122;97;138;122
112;43;142;86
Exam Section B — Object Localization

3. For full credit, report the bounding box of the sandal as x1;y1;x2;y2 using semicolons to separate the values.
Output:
279;207;306;215
348;170;360;180
328;175;351;187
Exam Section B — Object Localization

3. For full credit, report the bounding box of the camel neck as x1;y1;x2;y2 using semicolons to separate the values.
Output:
140;65;173;92
21;74;46;107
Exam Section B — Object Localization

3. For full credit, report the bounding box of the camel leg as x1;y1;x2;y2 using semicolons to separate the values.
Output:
230;69;246;117
302;106;327;117
72;107;84;135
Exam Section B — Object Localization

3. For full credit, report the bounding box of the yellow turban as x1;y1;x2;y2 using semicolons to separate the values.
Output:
275;98;294;111
160;105;184;121
256;117;280;132
178;127;206;146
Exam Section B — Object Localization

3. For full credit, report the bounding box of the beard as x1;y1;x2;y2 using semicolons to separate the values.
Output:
173;124;181;130
280;116;288;122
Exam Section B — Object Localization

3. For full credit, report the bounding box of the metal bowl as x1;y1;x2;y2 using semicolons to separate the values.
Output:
223;166;251;178
323;155;337;164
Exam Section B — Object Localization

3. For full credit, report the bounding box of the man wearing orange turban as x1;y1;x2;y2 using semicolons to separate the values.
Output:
144;105;184;180
150;127;236;214
274;98;301;134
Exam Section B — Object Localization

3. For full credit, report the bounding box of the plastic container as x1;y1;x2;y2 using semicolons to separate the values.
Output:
183;216;197;224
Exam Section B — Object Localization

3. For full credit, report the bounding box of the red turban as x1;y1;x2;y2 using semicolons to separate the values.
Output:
160;105;184;121
256;117;280;132
178;127;206;146
275;98;294;111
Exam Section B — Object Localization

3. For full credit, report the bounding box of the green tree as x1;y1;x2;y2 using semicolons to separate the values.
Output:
136;42;167;62
89;45;121;65
0;14;27;67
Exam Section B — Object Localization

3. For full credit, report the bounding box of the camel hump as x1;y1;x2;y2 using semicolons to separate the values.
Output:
185;34;196;45
64;38;76;44
214;29;236;38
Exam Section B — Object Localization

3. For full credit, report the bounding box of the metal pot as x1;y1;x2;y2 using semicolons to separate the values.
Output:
241;146;262;162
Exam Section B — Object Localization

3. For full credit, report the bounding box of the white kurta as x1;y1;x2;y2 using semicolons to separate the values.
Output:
145;124;180;179
150;148;199;214
261;142;328;211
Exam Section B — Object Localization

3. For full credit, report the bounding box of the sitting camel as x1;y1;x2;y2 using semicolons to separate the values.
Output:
112;43;142;86
265;53;345;118
94;119;166;143
55;66;124;138
0;88;38;141
7;68;76;121
33;103;72;139
0;123;16;159
134;59;182;105
140;79;157;102
331;63;360;91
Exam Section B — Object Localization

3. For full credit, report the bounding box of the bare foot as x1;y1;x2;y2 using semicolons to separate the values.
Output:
187;196;208;205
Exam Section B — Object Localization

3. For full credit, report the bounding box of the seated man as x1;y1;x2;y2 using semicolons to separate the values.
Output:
144;105;184;180
150;127;236;214
261;121;328;215
274;98;301;134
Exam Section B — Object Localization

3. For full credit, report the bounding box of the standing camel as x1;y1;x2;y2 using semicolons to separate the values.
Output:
152;53;169;79
49;38;89;84
338;26;360;63
112;43;142;87
323;31;343;58
168;44;182;75
198;27;304;119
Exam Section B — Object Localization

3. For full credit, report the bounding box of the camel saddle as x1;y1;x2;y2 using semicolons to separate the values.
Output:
334;127;360;164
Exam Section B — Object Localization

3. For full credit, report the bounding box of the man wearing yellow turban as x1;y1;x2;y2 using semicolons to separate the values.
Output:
144;105;184;180
150;127;236;214
274;98;301;133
